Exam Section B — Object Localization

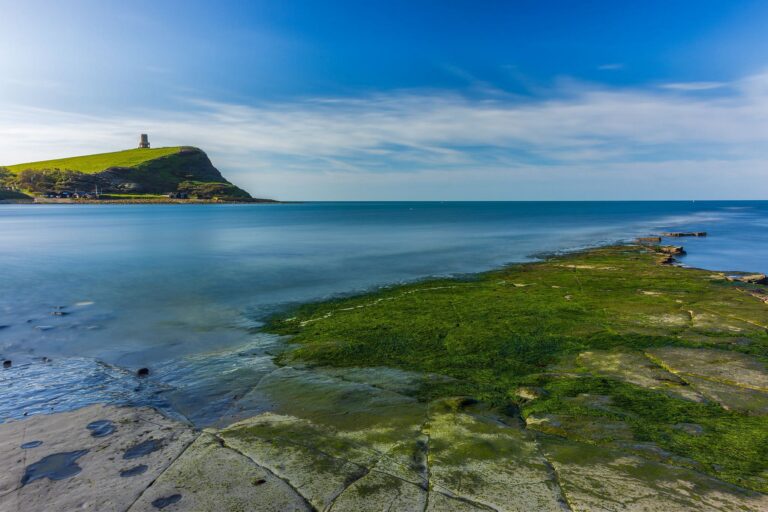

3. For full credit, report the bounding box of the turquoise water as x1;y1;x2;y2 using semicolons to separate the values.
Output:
1;201;766;425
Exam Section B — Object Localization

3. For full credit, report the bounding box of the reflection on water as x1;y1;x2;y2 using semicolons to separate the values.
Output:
1;201;766;425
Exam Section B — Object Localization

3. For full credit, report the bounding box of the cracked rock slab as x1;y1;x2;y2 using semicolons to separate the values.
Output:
329;470;426;512
540;436;768;512
646;347;768;392
426;403;565;512
0;404;194;512
646;347;768;412
576;350;705;402
219;413;371;511
127;432;311;512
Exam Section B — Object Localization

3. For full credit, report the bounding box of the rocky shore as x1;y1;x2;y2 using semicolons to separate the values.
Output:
1;239;767;511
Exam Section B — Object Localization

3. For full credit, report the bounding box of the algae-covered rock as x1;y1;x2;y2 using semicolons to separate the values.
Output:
426;402;565;512
329;470;427;512
219;413;370;511
540;436;768;512
126;433;310;512
647;347;768;393
576;350;705;402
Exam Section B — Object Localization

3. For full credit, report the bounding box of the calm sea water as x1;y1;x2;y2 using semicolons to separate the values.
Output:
1;201;766;425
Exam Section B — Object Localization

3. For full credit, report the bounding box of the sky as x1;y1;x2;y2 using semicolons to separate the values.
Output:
1;0;767;200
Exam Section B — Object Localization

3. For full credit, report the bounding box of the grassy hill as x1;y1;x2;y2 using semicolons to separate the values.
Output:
2;146;257;201
6;147;183;174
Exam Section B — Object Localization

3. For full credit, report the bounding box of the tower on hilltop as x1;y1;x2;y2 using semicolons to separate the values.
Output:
138;134;150;149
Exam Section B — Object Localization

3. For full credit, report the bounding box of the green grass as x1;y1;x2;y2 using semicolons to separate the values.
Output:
6;147;182;174
265;245;768;490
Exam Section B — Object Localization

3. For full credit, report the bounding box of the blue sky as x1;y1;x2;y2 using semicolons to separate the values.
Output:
1;0;768;199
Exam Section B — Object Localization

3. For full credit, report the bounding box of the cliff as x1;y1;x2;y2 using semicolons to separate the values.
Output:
3;147;257;201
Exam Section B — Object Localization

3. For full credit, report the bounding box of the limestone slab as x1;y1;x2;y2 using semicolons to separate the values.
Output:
0;404;194;512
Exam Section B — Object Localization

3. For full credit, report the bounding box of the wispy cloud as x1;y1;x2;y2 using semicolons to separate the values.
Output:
598;63;624;71
660;81;728;91
2;73;768;199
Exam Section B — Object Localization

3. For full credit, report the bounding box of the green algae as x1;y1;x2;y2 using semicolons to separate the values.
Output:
265;245;768;492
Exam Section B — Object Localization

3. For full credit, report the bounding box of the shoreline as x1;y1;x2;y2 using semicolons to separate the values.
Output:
1;239;767;510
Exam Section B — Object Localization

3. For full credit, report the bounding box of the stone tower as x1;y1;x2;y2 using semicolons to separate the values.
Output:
138;134;150;149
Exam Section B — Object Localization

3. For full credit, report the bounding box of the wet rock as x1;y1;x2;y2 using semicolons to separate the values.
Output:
0;404;194;511
126;433;311;512
120;464;148;478
662;231;707;237
636;236;661;244
151;494;181;509
124;438;163;459
727;273;768;285
86;419;116;438
0;325;9;330
2;360;11;369
137;367;150;377
659;245;685;255
21;450;89;486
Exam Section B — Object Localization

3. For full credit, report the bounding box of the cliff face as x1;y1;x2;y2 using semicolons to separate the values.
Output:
6;147;252;199
90;147;251;198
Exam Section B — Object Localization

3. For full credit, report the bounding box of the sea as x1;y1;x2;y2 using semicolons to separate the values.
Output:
1;201;766;426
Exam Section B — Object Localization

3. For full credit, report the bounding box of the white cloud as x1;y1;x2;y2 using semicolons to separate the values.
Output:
598;63;624;71
2;73;768;199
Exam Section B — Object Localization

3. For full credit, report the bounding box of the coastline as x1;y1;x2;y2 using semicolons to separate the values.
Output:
1;239;767;510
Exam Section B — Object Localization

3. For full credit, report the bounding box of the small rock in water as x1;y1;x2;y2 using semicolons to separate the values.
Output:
137;367;150;377
86;419;116;438
20;440;43;449
0;325;9;330
21;450;89;486
123;438;162;459
2;360;11;368
152;494;182;509
120;464;148;477
662;231;707;237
